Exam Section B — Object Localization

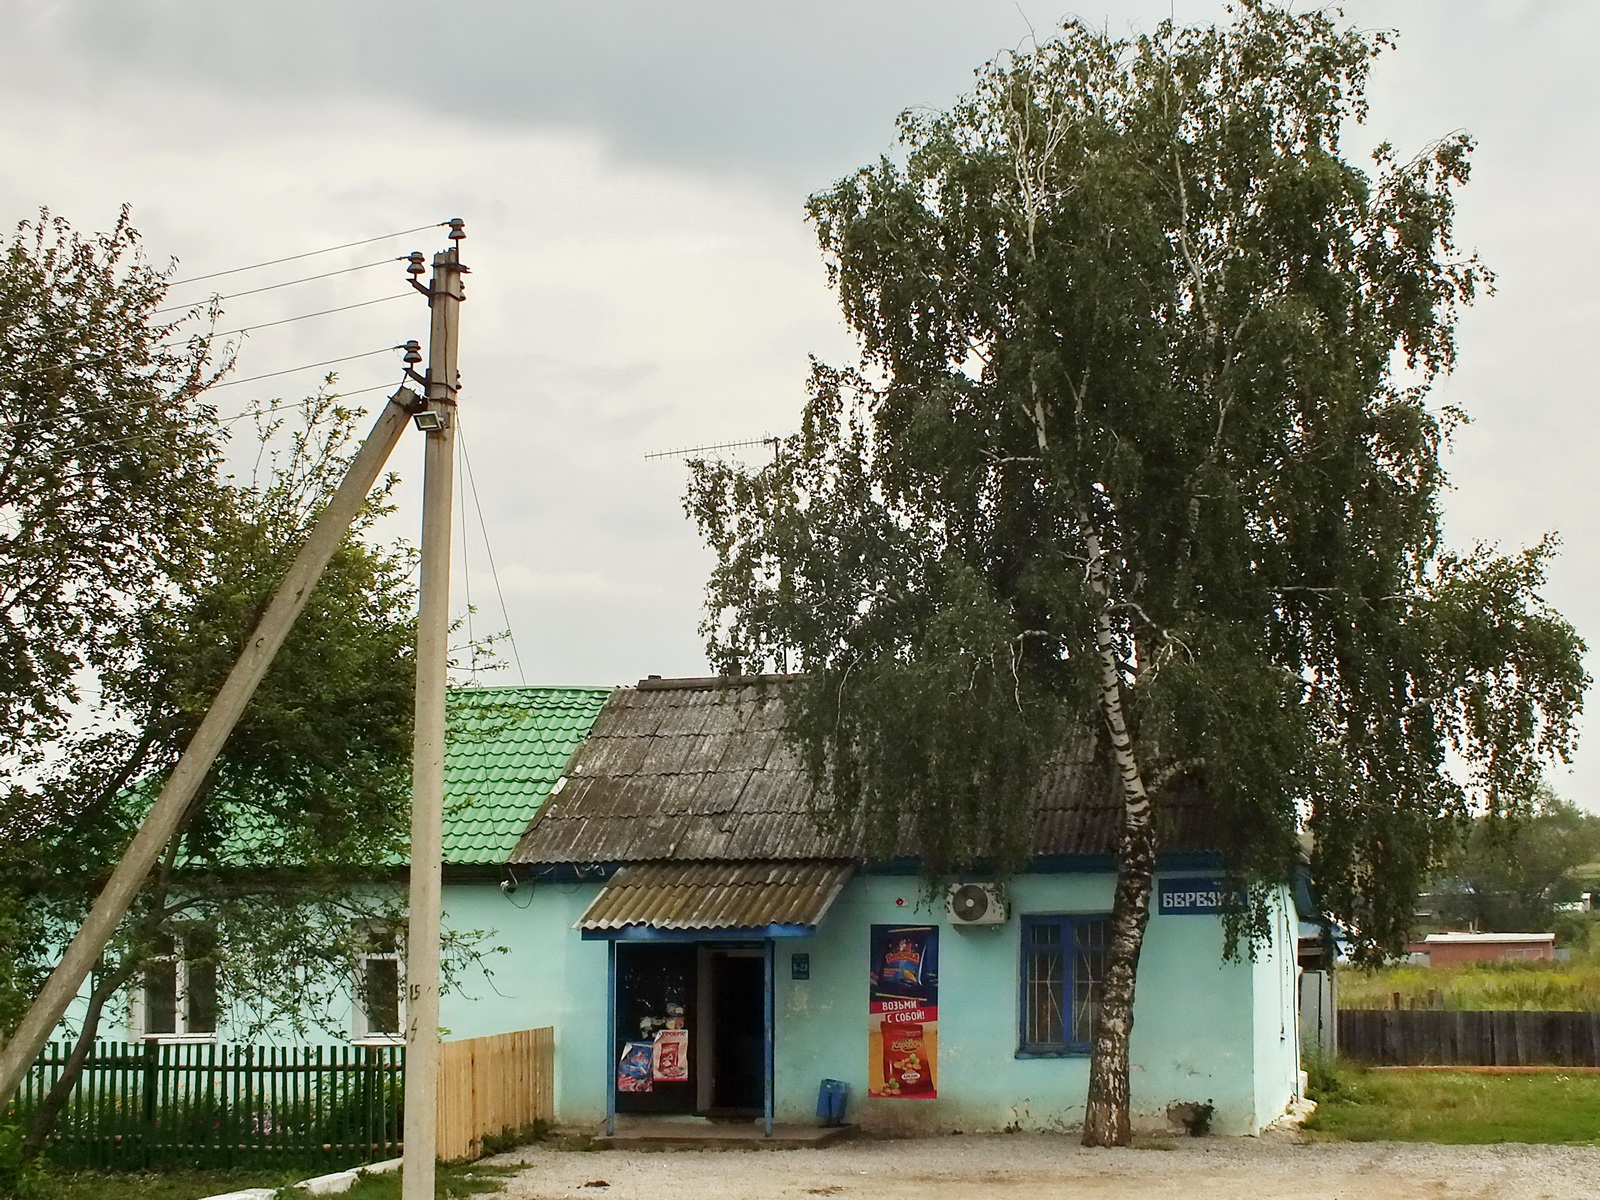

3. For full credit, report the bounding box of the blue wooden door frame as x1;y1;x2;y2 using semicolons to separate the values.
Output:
603;937;776;1136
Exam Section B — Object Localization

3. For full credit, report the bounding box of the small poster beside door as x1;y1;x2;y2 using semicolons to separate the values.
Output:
652;1028;689;1081
868;924;938;1098
616;1041;654;1092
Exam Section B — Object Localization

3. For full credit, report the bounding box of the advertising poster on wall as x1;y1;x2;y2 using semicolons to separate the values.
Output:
868;924;938;1098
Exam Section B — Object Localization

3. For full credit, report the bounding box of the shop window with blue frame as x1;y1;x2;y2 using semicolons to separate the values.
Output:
1018;914;1109;1056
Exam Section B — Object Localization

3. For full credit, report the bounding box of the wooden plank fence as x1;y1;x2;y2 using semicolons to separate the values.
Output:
437;1027;553;1162
14;1041;403;1169
16;1028;554;1168
1339;1010;1600;1067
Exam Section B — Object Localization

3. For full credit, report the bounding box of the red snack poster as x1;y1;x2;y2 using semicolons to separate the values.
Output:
869;925;938;1098
652;1028;689;1082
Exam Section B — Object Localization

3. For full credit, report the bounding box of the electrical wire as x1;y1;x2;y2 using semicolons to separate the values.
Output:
151;259;401;315
166;223;446;288
203;295;410;340
224;379;403;413
458;422;527;685
158;295;410;344
207;347;403;390
458;426;476;683
8;379;409;489
0;372;395;436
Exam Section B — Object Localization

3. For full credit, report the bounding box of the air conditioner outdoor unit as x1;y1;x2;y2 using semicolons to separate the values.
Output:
947;882;1008;926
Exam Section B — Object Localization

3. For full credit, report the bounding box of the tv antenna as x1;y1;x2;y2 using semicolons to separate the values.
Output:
645;436;780;463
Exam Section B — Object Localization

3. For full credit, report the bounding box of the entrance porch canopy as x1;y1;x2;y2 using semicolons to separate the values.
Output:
577;860;852;941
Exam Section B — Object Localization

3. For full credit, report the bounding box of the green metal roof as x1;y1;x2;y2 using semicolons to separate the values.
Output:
442;685;613;865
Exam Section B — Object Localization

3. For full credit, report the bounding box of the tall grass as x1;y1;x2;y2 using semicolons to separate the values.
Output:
1340;961;1600;1011
1303;1063;1600;1144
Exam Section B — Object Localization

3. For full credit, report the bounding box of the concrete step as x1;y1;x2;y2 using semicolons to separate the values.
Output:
597;1120;852;1151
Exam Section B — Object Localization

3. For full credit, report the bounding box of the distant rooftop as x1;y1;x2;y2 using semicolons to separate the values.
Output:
1423;932;1555;944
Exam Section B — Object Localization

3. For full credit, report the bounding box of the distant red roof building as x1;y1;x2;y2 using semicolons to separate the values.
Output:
1404;932;1556;966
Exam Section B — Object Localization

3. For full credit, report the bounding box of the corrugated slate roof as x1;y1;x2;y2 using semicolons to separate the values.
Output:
575;860;852;931
443;685;613;865
510;676;1215;866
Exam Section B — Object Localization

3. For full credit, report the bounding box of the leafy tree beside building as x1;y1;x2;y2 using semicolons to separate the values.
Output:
0;213;437;1156
690;3;1586;1145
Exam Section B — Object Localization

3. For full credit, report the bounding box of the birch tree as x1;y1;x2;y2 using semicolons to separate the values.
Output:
689;2;1586;1145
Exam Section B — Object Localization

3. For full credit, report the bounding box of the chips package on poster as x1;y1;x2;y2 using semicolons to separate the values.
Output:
616;1041;654;1092
880;1021;934;1097
880;930;930;991
652;1029;689;1081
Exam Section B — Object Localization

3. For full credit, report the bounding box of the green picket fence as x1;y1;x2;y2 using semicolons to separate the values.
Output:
12;1041;404;1169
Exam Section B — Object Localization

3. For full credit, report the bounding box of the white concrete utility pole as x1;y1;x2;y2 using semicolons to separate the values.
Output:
0;386;422;1102
401;219;467;1200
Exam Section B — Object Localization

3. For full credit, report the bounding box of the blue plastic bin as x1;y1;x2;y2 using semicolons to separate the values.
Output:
816;1078;850;1126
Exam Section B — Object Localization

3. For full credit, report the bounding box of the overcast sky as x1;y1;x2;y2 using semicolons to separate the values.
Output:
3;2;1596;805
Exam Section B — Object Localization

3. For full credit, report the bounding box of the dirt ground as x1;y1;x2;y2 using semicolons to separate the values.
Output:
486;1131;1600;1200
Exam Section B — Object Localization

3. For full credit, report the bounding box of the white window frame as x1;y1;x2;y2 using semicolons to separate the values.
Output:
134;934;219;1043
352;928;406;1046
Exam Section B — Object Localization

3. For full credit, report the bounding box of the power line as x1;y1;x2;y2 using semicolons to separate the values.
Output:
7;380;408;487
152;259;401;314
218;380;401;416
0;372;396;435
201;295;409;340
458;428;475;683
167;223;447;288
458;423;526;685
207;347;403;390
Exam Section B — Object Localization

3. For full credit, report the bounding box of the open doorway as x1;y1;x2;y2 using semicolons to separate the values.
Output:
696;948;765;1116
610;942;768;1119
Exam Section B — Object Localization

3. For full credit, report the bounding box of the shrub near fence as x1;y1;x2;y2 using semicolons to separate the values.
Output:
1339;1010;1600;1067
13;1041;403;1169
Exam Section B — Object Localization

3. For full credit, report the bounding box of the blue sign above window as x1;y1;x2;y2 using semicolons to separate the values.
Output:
1158;877;1242;915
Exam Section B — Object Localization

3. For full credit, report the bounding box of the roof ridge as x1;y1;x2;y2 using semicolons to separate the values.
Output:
635;673;801;691
451;684;615;694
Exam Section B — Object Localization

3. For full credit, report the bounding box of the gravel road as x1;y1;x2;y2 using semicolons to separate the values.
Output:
486;1132;1600;1200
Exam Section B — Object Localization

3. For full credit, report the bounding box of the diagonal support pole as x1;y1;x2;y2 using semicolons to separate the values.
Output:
0;390;418;1101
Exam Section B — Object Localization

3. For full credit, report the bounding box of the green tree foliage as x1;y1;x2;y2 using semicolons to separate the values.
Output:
689;3;1586;1144
1430;790;1600;934
0;388;432;1155
0;212;477;1156
0;209;225;768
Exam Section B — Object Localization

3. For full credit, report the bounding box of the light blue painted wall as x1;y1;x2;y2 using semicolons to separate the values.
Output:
62;880;562;1047
61;870;1298;1136
483;869;1296;1135
768;872;1273;1135
1249;886;1303;1127
440;879;609;1121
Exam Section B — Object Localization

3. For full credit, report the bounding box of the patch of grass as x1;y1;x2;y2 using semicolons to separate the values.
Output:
30;1161;515;1200
1303;1062;1600;1144
341;1163;515;1198
39;1166;311;1200
1339;961;1600;1011
476;1120;550;1157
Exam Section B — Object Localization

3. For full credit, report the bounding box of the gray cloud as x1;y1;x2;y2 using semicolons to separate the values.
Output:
4;0;1597;803
11;0;1235;191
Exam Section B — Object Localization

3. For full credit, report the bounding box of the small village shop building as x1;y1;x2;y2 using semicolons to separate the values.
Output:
506;676;1305;1136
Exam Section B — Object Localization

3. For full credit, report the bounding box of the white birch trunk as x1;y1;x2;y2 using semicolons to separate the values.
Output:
1079;514;1158;1148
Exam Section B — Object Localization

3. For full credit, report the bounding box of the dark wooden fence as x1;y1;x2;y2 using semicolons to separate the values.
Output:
13;1041;404;1168
1339;1010;1600;1067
